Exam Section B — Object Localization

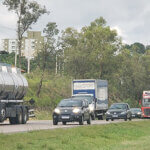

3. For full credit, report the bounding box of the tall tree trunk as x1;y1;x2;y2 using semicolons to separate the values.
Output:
36;68;45;97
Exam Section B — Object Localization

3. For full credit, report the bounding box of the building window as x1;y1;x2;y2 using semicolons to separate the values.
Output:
12;46;15;49
12;41;15;45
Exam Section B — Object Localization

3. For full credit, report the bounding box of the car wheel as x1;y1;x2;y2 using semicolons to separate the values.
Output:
87;115;91;125
129;116;132;121
62;121;66;125
53;119;58;125
106;118;109;121
124;117;127;121
79;115;84;125
111;118;114;121
91;113;95;120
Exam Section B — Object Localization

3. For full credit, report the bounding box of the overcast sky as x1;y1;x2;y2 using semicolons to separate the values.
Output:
0;0;150;50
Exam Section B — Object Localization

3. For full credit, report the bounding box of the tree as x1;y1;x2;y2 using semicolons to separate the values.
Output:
3;0;48;68
130;42;145;54
36;22;59;97
61;17;120;79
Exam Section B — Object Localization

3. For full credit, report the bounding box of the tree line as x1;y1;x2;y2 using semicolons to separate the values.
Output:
1;0;150;105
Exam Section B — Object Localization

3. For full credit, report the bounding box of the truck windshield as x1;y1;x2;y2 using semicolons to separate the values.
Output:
58;99;82;107
143;98;150;107
72;96;93;104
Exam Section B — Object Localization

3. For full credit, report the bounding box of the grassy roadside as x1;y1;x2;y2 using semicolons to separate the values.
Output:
0;120;150;150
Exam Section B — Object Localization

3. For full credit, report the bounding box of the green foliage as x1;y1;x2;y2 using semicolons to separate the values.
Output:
0;52;28;71
25;70;72;109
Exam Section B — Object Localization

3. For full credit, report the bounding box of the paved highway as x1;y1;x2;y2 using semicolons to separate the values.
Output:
0;119;141;134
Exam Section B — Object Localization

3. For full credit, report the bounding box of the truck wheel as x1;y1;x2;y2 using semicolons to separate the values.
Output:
22;108;28;124
98;116;101;120
87;115;91;125
16;111;23;124
111;118;114;121
53;119;58;125
0;104;6;122
62;121;66;125
79;115;84;125
106;118;109;121
9;117;17;125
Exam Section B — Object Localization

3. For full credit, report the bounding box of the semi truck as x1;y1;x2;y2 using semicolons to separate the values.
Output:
0;63;34;124
72;79;108;120
141;91;150;118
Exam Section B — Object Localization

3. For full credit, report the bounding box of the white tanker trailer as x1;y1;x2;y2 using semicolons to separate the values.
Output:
0;63;34;124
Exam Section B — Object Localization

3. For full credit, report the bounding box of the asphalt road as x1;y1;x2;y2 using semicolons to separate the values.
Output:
0;119;141;134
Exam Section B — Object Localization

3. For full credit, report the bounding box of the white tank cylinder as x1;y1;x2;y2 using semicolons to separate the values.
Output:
0;65;28;100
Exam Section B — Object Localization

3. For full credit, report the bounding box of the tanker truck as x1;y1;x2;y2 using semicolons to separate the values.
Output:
0;63;34;124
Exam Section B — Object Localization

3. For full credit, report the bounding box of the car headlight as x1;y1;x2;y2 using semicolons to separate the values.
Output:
137;112;141;115
73;108;80;114
54;108;60;114
106;111;110;114
121;111;126;114
89;104;94;112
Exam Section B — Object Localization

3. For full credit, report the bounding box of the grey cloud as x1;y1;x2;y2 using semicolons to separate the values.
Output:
1;0;150;46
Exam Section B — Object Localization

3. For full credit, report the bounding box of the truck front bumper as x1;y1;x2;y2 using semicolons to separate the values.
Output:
53;113;82;122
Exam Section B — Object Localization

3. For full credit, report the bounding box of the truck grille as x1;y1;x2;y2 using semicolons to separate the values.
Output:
144;108;150;116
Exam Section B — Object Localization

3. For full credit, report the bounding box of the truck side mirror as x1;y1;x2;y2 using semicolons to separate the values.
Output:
95;98;97;102
29;98;35;105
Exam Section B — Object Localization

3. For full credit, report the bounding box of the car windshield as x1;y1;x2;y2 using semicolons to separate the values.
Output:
109;104;127;110
130;108;141;113
58;99;82;107
72;96;93;104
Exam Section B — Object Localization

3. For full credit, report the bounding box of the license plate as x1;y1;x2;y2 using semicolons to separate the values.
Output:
113;115;118;117
61;115;69;119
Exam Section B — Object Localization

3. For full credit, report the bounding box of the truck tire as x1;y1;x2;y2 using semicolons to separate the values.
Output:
0;103;6;122
22;108;28;124
87;115;91;125
16;110;23;124
9;117;17;124
79;115;84;125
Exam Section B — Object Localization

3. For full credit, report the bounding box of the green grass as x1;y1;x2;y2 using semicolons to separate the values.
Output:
34;109;52;120
1;120;150;150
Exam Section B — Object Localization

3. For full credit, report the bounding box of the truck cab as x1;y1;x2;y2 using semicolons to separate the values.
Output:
141;91;150;118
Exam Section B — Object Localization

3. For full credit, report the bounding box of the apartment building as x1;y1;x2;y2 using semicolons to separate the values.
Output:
1;31;44;58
